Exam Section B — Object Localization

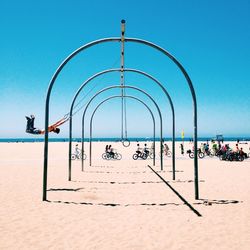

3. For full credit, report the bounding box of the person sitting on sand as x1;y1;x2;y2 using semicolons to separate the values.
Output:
26;115;60;134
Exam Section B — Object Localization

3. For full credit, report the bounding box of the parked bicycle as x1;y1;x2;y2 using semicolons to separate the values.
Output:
203;149;218;157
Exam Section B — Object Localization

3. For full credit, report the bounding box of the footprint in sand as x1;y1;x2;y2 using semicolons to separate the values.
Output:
82;194;99;200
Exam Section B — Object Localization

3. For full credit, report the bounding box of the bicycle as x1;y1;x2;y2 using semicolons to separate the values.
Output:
102;151;122;160
132;150;149;160
187;149;204;159
157;150;172;158
219;151;244;162
71;152;87;160
203;149;215;157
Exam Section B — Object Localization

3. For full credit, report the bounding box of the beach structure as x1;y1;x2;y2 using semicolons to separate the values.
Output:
216;134;224;143
88;96;156;165
42;20;198;201
83;95;157;165
78;85;163;178
68;68;176;178
79;86;163;170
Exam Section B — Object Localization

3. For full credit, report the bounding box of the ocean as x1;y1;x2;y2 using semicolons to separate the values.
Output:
0;137;249;143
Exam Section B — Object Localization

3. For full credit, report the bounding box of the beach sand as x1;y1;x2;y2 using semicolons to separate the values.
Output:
0;141;250;250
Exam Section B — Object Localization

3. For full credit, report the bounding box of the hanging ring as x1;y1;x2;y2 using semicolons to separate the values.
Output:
122;139;130;147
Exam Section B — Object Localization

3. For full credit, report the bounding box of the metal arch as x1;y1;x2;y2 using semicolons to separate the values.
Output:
124;37;198;200
89;95;156;167
43;37;121;201
68;67;176;181
125;68;176;176
77;85;164;180
43;35;198;201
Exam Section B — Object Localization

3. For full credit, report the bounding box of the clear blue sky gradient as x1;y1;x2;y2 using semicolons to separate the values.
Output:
1;0;249;138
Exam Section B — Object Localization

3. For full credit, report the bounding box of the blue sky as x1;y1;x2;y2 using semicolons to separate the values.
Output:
0;0;249;138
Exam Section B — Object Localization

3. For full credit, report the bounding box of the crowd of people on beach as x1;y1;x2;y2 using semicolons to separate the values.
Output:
190;140;249;161
134;140;249;161
71;139;249;162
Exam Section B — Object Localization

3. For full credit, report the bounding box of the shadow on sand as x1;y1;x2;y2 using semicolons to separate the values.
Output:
45;200;182;207
194;199;242;206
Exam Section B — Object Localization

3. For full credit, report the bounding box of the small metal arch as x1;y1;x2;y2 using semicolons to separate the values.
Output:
75;85;164;182
89;95;156;168
68;68;176;180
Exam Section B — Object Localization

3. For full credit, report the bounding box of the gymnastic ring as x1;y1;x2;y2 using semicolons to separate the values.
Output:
122;139;130;147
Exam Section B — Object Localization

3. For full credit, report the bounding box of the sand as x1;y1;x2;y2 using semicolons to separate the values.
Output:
0;141;250;250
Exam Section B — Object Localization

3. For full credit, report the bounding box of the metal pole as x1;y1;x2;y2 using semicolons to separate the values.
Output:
89;123;92;166
81;116;85;171
69;115;72;181
120;20;125;141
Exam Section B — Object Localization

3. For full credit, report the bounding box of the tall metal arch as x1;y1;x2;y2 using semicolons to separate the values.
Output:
76;85;164;182
89;95;156;167
43;34;198;201
68;67;176;178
